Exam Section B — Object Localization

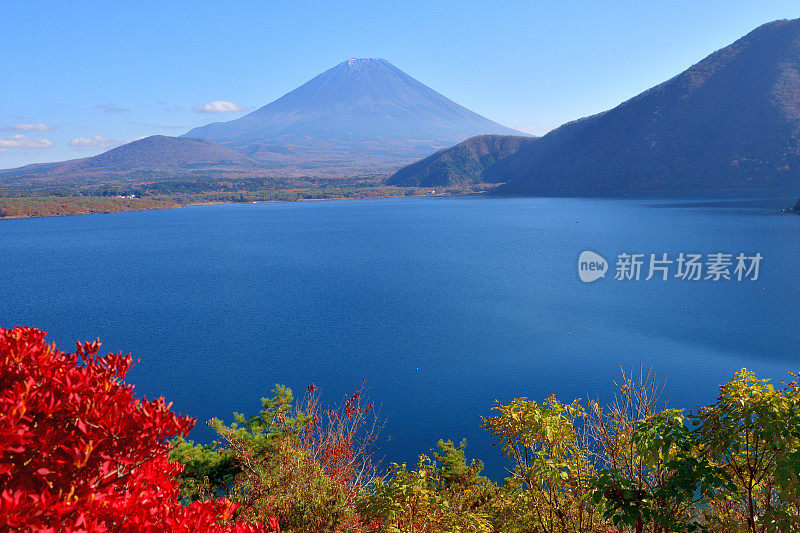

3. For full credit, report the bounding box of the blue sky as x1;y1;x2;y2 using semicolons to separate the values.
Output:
2;0;800;169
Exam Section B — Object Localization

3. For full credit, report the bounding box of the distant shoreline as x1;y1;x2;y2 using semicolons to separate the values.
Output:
0;188;456;220
2;185;798;221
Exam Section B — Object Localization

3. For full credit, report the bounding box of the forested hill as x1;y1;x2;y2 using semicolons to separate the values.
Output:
487;18;800;195
387;134;536;187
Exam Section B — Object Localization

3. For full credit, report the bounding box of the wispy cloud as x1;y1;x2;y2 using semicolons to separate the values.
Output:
3;122;55;132
157;101;184;112
0;134;55;152
193;100;244;113
94;103;130;114
129;121;184;130
68;135;119;149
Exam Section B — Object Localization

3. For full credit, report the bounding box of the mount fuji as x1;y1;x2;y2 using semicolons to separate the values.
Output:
183;58;524;173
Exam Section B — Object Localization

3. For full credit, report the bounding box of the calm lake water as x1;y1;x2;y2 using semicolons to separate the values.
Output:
2;192;799;478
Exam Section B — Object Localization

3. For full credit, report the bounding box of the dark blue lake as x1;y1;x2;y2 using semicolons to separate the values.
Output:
2;192;799;479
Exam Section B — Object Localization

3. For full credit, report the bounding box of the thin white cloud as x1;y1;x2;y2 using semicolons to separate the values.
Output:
94;103;130;114
0;134;55;151
129;120;184;130
4;122;55;132
68;135;119;149
157;101;184;112
193;100;244;113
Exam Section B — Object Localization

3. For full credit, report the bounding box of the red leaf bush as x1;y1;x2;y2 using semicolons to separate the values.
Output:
0;326;263;532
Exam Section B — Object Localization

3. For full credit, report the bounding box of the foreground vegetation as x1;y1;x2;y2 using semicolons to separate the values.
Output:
3;326;799;532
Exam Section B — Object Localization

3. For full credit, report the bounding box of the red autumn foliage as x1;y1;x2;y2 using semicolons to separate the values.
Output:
298;382;380;492
0;326;263;532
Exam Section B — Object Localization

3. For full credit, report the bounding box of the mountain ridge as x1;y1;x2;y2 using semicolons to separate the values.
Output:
486;18;800;195
183;58;524;171
0;136;259;183
0;59;525;181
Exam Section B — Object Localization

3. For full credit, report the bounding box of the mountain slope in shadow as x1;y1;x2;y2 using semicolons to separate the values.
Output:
487;18;800;195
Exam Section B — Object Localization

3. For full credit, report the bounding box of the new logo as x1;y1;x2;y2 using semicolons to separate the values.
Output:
578;251;608;283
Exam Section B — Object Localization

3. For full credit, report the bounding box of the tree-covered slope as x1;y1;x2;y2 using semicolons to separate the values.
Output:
488;18;800;195
386;134;536;187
